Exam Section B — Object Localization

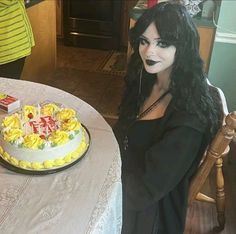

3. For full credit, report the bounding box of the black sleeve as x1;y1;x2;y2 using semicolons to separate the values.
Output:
123;126;205;211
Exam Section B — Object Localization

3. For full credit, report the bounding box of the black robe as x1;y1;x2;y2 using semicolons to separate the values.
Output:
113;100;210;234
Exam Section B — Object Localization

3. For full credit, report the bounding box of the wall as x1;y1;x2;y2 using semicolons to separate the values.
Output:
208;0;236;112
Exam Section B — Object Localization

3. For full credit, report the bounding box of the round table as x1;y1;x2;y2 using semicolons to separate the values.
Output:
0;78;122;234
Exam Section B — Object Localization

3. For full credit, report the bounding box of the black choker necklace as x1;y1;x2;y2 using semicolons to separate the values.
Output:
136;90;170;119
123;90;170;151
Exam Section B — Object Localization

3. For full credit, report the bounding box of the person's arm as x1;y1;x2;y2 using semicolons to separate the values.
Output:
123;125;205;211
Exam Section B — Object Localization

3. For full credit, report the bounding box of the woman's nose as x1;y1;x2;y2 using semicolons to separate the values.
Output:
145;44;156;57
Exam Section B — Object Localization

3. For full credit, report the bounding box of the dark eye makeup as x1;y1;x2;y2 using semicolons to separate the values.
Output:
139;37;149;45
139;36;172;48
156;40;171;48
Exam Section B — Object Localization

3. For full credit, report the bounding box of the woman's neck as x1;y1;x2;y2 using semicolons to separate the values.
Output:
154;72;171;94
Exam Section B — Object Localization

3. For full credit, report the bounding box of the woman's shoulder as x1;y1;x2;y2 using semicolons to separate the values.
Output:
164;104;207;133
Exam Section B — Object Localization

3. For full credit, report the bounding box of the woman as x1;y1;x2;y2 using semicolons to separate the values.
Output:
0;0;34;79
113;2;223;234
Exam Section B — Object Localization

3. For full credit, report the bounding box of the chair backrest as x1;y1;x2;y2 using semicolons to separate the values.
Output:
207;78;229;116
216;87;229;116
188;111;236;204
188;82;231;204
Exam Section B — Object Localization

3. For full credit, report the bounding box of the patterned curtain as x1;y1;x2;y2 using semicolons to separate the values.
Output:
182;0;203;17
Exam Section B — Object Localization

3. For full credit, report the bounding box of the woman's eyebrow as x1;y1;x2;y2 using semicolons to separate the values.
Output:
140;35;161;41
139;35;148;40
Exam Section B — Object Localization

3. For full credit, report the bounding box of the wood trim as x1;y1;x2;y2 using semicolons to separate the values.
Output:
56;0;63;38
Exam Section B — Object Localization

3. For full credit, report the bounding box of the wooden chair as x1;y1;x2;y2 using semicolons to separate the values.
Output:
188;111;236;231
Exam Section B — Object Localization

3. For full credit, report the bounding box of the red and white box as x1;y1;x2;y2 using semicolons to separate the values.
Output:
0;93;21;113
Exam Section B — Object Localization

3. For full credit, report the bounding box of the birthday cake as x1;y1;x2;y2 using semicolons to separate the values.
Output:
0;103;89;171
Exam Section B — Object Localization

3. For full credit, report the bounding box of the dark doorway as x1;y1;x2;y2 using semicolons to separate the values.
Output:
63;0;123;50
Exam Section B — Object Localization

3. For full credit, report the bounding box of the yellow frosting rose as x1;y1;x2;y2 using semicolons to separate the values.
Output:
10;157;19;166
43;160;54;169
61;119;81;131
54;159;65;166
3;129;23;142
19;160;31;169
48;130;69;145
41;103;59;116
0;93;7;99
71;150;79;159
0;146;3;155
64;153;72;163
23;105;37;120
56;108;76;121
2;114;21;129
31;162;44;170
23;134;45;149
3;151;10;160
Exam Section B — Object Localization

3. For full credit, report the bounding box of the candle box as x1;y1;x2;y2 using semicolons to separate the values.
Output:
0;93;21;113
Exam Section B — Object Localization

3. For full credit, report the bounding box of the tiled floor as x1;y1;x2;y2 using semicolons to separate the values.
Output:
26;42;126;127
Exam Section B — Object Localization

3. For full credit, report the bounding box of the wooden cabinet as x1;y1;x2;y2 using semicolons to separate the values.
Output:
120;0;138;48
22;0;57;80
56;0;63;38
197;27;215;71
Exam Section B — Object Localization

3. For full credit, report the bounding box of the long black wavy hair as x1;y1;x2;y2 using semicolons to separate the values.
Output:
118;2;222;138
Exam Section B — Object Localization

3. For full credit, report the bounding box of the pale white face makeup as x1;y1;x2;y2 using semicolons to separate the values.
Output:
139;22;176;76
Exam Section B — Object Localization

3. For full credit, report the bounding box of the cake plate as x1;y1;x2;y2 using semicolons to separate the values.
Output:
0;124;91;175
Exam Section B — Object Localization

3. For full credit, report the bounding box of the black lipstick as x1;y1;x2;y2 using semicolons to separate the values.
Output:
146;59;158;66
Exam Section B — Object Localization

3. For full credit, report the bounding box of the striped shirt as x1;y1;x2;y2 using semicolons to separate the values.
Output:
0;0;34;65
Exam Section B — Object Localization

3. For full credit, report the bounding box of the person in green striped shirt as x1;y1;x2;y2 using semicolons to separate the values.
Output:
0;0;35;79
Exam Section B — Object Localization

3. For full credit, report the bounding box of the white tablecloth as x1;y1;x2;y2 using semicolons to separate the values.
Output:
0;78;122;234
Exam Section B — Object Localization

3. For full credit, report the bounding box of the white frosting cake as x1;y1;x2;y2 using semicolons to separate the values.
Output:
0;103;89;171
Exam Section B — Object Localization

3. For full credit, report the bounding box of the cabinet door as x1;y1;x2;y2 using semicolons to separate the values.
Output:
63;0;122;50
